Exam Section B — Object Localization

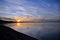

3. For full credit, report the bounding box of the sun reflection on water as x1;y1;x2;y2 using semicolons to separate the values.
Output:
4;23;43;30
4;23;23;29
14;23;22;28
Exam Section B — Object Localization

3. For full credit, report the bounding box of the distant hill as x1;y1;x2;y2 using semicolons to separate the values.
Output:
0;20;15;23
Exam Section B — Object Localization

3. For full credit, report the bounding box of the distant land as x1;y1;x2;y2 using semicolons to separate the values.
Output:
0;19;60;23
0;16;60;23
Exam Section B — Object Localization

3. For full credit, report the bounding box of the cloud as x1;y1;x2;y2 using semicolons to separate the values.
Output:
5;0;27;5
0;0;60;19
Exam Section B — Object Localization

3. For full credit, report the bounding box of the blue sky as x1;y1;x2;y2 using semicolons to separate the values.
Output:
0;0;60;19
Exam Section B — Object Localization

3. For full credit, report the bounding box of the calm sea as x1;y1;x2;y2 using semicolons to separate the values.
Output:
3;23;60;40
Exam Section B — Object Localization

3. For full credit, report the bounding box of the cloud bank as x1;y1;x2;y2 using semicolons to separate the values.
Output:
0;0;60;19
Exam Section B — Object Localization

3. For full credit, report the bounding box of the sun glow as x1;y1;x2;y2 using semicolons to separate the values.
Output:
14;16;21;22
17;19;20;22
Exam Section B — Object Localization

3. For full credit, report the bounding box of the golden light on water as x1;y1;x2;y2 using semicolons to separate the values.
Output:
4;23;43;29
14;23;21;28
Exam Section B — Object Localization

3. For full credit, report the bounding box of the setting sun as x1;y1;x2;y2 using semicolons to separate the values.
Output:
17;20;20;22
14;16;21;22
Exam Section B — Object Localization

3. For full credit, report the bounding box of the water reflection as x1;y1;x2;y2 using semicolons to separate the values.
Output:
4;23;23;28
12;23;22;28
4;23;43;29
4;23;60;40
15;23;21;28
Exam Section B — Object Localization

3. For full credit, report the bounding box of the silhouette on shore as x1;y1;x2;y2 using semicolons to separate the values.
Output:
0;25;37;40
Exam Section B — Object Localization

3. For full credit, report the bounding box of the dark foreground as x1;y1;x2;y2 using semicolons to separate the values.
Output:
0;25;37;40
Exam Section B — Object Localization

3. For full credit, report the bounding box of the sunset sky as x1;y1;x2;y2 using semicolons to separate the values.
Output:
0;0;60;20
